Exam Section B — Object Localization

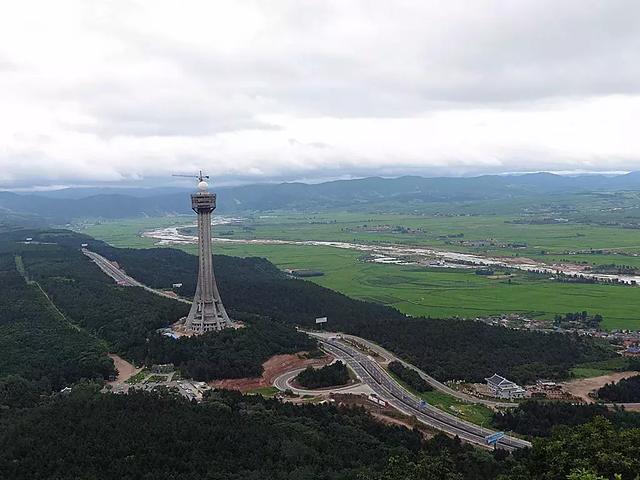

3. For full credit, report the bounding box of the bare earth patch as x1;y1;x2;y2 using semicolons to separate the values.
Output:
560;371;640;402
108;354;142;384
621;404;640;412
209;352;332;392
370;412;435;438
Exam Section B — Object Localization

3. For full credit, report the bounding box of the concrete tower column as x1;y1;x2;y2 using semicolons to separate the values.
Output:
184;180;232;333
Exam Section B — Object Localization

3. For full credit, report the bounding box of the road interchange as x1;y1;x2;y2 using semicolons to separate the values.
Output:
311;334;531;451
314;331;517;409
273;367;371;396
84;248;530;450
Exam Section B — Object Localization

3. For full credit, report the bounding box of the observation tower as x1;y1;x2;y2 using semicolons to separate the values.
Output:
174;171;233;333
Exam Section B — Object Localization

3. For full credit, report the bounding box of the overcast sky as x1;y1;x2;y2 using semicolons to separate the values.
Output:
1;1;639;188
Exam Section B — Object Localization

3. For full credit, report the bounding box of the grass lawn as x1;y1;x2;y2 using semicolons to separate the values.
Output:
570;367;613;379
387;370;494;426
420;391;494;427
570;357;640;378
245;386;279;397
126;369;150;385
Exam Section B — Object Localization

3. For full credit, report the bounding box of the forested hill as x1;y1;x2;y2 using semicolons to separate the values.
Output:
0;243;115;393
5;171;640;220
0;388;424;480
79;231;614;384
3;227;638;479
1;228;614;384
3;388;640;480
0;228;314;386
597;375;640;402
493;400;640;437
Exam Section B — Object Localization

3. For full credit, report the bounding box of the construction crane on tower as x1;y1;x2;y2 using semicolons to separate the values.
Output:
172;170;209;183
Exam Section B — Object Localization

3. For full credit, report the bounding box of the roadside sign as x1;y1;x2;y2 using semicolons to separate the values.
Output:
419;400;428;408
315;317;328;324
485;432;505;445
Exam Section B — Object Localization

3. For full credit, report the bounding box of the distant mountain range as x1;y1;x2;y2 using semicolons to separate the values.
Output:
2;172;640;223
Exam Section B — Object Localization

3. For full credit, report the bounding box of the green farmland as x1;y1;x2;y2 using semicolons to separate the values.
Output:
79;213;640;330
207;243;640;330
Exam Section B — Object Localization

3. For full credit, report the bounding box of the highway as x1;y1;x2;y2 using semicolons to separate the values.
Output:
84;248;528;449
83;249;143;287
310;330;517;409
83;249;191;304
315;335;531;451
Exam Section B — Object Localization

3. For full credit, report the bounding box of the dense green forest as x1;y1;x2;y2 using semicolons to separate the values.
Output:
597;375;640;402
388;361;433;392
0;244;114;394
520;417;640;480
493;400;640;437
84;236;614;383
0;228;615;384
368;416;640;480
2;227;640;478
350;318;612;384
296;361;350;389
146;315;314;380
2;387;639;480
89;240;410;329
0;229;313;382
19;243;189;363
0;388;424;480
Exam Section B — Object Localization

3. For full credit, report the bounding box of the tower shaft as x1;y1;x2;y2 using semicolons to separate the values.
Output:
184;190;232;333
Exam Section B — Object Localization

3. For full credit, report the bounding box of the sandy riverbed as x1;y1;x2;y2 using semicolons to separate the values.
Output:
143;225;640;285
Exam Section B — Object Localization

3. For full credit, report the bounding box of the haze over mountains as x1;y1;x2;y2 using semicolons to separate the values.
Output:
3;172;640;223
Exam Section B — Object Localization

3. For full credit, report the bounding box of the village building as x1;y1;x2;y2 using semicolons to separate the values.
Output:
151;363;175;374
484;373;526;399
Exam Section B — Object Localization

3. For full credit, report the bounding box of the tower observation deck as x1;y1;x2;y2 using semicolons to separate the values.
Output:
182;175;233;333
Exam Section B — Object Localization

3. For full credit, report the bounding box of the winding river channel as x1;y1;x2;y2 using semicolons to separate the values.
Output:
143;222;640;286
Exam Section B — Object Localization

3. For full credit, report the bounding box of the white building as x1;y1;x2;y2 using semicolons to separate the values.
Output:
484;373;526;399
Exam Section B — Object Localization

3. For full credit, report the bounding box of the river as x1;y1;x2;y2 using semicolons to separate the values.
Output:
142;223;640;286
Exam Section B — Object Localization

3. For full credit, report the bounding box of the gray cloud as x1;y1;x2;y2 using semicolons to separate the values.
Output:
0;0;640;188
132;0;640;111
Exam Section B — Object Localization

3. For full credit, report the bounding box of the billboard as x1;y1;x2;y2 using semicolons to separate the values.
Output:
315;317;328;324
